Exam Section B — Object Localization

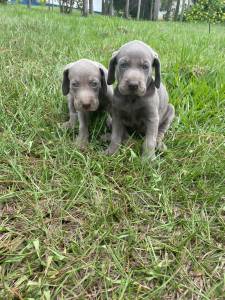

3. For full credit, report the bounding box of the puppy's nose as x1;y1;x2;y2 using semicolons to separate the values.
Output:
82;103;91;110
128;82;139;91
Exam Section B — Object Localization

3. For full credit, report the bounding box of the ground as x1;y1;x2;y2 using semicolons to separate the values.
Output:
0;5;225;300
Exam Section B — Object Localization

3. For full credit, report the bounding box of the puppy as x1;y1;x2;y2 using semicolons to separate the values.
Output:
105;41;175;160
62;59;113;148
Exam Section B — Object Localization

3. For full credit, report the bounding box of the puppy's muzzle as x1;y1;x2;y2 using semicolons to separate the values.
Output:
74;93;99;112
82;103;91;110
128;81;139;92
80;97;98;111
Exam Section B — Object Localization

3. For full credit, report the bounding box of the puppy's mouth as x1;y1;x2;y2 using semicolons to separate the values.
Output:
74;99;99;112
82;106;98;112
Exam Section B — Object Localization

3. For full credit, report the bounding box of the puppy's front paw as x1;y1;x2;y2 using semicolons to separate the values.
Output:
62;121;74;129
75;137;89;150
104;148;114;156
104;145;118;156
142;149;156;161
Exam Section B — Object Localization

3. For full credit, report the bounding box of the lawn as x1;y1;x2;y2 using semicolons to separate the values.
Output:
0;5;225;300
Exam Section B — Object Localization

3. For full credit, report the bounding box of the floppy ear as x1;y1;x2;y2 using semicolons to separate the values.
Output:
99;67;107;95
62;69;70;96
107;51;118;85
152;57;161;89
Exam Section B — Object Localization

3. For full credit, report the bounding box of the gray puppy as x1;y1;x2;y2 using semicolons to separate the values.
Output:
62;59;113;148
105;41;175;160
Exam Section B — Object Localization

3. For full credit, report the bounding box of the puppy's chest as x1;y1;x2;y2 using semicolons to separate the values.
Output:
119;105;148;129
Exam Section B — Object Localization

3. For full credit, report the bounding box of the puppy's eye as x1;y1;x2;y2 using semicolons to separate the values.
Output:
142;64;149;70
90;81;98;88
72;81;79;88
120;62;129;69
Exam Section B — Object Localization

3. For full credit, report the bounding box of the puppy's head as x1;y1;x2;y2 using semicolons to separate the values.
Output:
107;41;161;96
62;59;107;112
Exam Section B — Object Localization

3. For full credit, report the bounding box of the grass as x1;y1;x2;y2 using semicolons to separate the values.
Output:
0;4;225;299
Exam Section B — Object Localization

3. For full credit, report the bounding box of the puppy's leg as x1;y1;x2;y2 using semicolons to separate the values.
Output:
122;129;129;143
63;112;78;129
100;113;112;142
142;114;159;160
105;111;125;155
157;104;175;151
101;126;128;143
75;111;89;149
106;114;112;129
62;94;78;129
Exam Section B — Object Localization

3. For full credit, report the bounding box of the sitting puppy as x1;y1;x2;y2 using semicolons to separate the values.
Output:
62;59;113;148
105;41;175;160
